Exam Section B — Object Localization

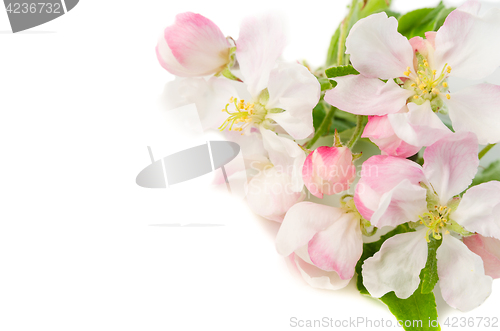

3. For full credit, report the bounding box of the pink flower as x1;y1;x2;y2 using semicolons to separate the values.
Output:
156;12;231;77
356;132;499;311
276;202;363;282
362;115;420;158
325;0;500;145
464;234;500;279
302;146;356;198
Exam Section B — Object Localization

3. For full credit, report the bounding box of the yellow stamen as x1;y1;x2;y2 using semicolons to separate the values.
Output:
442;82;448;88
413;95;419;99
447;66;452;73
446;94;451;100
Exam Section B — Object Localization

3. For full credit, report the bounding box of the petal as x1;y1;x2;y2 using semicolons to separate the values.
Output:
324;75;414;115
308;213;363;280
452;181;500;240
161;12;230;77
289;250;350;290
362;115;421;158
388;101;452;147
265;62;320;139
236;13;287;97
362;230;428;299
346;12;414;79
276;202;345;256
447;84;500;145
354;155;427;222
463;234;500;279
423;132;479;204
437;233;493;312
434;2;500;80
245;166;304;222
260;128;305;191
370;179;428;228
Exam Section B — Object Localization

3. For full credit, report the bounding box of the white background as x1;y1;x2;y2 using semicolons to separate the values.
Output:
1;0;500;330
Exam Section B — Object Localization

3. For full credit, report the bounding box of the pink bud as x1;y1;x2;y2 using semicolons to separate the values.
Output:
463;234;500;279
302;146;356;198
362;115;420;158
156;12;231;77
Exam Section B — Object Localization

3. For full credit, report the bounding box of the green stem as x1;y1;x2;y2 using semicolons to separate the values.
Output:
478;143;496;160
337;0;357;66
347;115;365;149
306;104;336;149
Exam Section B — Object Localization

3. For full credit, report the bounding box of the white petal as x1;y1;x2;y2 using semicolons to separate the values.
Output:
260;128;305;191
236;13;287;98
447;84;500;145
362;230;428;299
324;75;414;115
388;101;452;147
437;233;493;312
346;12;414;79
265;63;320;139
290;249;350;290
434;3;500;80
245;167;304;222
452;181;500;240
423;132;479;204
276;202;345;257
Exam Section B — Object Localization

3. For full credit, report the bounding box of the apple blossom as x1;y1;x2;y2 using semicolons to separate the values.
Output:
356;132;499;311
156;12;233;77
302;145;356;198
325;0;500;145
276;201;363;282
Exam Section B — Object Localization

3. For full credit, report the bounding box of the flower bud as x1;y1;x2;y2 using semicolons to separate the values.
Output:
302;146;356;198
156;12;231;77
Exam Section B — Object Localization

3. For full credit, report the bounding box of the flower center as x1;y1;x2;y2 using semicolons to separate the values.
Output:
219;96;268;133
419;205;451;242
401;53;451;112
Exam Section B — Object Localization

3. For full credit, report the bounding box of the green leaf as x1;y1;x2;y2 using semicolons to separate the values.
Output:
383;9;401;19
317;77;332;91
397;3;445;39
420;237;442;294
359;0;392;19
355;224;441;331
380;285;440;331
433;7;455;31
325;26;341;67
471;160;500;187
312;103;357;136
325;65;359;78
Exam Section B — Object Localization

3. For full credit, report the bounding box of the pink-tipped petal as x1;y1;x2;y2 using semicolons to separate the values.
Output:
423;132;479;204
370;179;428;228
236;13;287;98
362;230;428;299
308;213;363;280
346;12;414;79
266;62;320;139
434;2;500;80
354;155;427;222
160;12;230;77
362;115;421;158
463;234;500;279
324;75;414;116
437;233;493;312
276;202;345;257
452;181;500;240
447;84;500;145
388;101;452;147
